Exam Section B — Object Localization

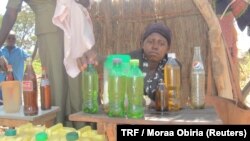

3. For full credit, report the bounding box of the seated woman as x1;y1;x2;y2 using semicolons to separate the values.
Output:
129;22;172;101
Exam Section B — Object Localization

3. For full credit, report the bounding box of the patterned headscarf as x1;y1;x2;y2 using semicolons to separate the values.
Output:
142;22;172;46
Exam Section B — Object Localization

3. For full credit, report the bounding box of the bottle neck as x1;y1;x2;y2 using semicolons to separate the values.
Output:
192;47;204;71
87;64;95;71
113;63;122;68
25;59;35;73
42;70;48;79
193;47;202;61
130;64;138;69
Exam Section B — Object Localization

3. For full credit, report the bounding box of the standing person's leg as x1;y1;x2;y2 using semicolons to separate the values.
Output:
37;30;68;124
67;75;85;128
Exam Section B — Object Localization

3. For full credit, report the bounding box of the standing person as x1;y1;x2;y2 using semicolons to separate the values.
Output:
0;32;30;105
0;0;96;127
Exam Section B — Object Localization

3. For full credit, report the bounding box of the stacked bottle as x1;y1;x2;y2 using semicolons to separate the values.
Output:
191;46;205;109
108;58;126;117
82;63;99;114
126;59;144;118
155;80;168;112
164;53;181;111
40;67;51;110
23;57;38;116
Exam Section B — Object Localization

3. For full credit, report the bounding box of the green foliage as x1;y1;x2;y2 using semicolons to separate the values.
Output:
13;4;36;50
239;53;250;89
32;59;42;76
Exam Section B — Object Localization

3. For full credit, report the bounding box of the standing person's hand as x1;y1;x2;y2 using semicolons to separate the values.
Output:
0;56;8;72
77;48;98;71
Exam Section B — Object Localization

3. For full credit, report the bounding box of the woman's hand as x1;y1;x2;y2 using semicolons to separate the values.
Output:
77;48;98;71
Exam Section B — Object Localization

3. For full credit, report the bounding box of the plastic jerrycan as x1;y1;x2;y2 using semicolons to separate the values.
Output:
16;123;33;140
1;81;22;113
35;132;48;141
2;128;20;141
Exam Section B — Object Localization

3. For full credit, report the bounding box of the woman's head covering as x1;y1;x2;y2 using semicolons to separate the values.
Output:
142;22;172;46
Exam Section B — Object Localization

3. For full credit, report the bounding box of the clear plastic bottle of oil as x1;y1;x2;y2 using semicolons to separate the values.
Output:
164;53;181;111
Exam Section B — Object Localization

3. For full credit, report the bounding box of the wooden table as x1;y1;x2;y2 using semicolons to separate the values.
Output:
69;107;222;141
0;106;60;127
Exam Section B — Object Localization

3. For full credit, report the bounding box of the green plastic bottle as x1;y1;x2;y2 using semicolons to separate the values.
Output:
66;132;79;141
82;63;99;114
102;54;131;113
35;132;48;141
126;59;144;118
108;58;126;117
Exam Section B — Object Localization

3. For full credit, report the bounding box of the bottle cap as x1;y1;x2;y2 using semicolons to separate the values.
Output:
35;132;48;141
130;59;139;66
66;132;79;141
112;58;122;64
5;129;16;136
168;53;176;59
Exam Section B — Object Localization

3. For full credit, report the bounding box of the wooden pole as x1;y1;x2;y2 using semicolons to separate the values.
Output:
193;0;233;100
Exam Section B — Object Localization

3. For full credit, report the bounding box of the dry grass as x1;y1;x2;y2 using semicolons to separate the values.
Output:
89;0;209;104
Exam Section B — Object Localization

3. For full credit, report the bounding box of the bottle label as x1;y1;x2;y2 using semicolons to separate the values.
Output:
192;61;203;70
41;79;50;86
23;81;33;92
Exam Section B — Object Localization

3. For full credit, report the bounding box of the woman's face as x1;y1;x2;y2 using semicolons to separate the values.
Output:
142;33;170;63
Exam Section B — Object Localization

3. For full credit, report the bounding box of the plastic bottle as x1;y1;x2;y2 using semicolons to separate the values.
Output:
191;46;205;109
164;53;181;111
1;80;22;113
40;67;51;110
35;132;48;141
108;58;126;117
5;64;14;81
102;54;130;113
66;132;79;141
155;80;168;112
23;57;38;116
126;59;144;118
82;63;99;114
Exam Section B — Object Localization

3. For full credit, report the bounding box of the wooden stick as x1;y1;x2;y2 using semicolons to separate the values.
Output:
193;0;233;100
